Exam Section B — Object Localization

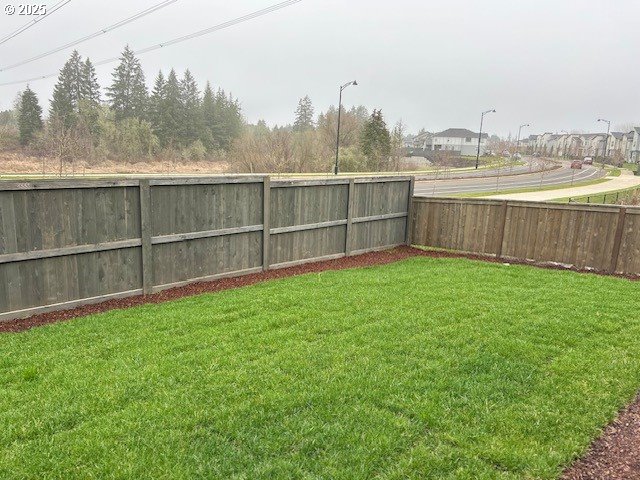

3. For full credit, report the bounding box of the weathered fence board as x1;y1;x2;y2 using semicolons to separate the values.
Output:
0;176;412;321
412;197;640;276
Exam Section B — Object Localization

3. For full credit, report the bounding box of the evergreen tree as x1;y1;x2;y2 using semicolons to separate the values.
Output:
149;70;166;133
213;89;243;151
158;69;182;147
179;69;203;145
18;86;43;145
106;46;148;121
360;109;391;170
293;95;314;132
212;88;229;148
49;50;84;127
200;81;217;150
80;58;101;105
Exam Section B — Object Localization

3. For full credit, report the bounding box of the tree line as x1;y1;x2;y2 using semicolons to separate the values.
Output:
230;95;405;173
5;48;406;173
11;46;244;167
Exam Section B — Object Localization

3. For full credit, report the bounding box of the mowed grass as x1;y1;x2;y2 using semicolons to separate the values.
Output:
2;257;640;479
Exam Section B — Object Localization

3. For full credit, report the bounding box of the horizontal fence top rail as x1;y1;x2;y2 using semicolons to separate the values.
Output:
0;175;413;191
0;179;141;190
413;196;640;213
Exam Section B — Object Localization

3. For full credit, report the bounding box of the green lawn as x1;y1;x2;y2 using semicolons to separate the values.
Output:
457;178;609;198
2;257;640;479
557;185;640;204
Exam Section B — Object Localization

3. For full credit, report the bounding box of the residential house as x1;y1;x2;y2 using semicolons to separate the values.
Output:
429;128;488;156
514;127;640;163
412;131;434;150
629;127;640;163
608;132;630;161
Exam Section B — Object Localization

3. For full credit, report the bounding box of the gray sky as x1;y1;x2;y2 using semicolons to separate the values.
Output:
1;0;639;137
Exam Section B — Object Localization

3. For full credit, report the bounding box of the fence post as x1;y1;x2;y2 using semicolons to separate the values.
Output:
609;206;627;274
405;176;416;246
139;179;153;294
262;176;271;271
345;178;355;256
496;200;509;259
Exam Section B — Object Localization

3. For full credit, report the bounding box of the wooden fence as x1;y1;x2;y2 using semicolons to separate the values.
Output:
0;175;413;322
411;197;640;276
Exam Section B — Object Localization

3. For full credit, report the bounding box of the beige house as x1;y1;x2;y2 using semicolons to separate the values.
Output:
629;128;640;163
518;127;640;163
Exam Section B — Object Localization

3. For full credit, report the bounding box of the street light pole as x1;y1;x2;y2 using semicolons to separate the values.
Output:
475;109;495;169
513;123;529;174
515;123;530;157
334;80;358;175
597;118;610;170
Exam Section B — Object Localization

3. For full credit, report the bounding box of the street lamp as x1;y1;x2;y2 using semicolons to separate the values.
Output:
597;118;610;169
475;109;495;169
515;123;530;157
334;80;358;175
512;123;529;174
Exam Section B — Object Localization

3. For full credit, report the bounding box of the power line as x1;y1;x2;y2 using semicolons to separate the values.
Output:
0;0;72;46
0;0;179;72
0;0;303;87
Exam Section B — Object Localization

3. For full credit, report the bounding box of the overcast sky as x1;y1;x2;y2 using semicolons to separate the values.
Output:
1;0;639;137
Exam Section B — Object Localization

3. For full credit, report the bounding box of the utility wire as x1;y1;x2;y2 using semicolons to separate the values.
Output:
0;0;302;87
0;0;72;46
0;0;179;72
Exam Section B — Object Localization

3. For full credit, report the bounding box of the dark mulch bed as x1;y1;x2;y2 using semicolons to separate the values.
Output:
1;246;636;334
1;245;639;478
562;395;640;479
0;247;419;334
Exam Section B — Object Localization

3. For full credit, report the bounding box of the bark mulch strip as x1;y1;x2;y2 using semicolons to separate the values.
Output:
1;245;640;477
0;246;418;334
1;245;637;334
561;394;640;480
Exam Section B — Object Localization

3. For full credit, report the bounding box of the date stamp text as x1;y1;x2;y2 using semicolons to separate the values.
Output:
4;4;48;16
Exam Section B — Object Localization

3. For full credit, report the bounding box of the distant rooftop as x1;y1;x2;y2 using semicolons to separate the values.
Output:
434;128;488;139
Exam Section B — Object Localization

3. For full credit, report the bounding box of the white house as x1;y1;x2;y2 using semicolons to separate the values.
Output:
429;128;488;156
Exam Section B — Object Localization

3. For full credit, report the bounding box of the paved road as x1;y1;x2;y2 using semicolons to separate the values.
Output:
414;159;606;197
488;169;640;202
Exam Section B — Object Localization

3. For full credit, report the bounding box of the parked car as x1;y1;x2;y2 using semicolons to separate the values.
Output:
502;150;511;157
583;157;593;165
571;160;583;169
513;153;522;160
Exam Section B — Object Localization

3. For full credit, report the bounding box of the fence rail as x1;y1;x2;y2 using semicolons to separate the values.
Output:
0;175;413;322
411;196;640;276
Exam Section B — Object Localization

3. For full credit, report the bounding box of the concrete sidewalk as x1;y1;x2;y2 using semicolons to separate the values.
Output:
485;169;640;202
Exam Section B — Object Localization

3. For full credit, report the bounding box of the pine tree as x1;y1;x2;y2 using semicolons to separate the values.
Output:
360;109;391;170
212;89;243;151
149;70;166;133
293;95;314;132
212;88;229;148
106;46;148;121
49;50;84;127
80;58;101;105
179;69;203;145
18;86;43;145
200;81;217;150
158;69;182;147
